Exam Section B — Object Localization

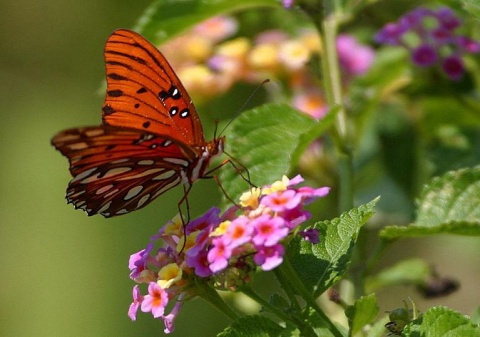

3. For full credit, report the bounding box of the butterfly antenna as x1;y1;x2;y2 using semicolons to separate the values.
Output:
217;79;270;137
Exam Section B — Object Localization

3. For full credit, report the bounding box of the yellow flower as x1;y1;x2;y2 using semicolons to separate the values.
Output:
210;220;231;237
183;36;213;62
157;263;183;289
239;187;261;208
248;43;280;71
164;214;183;236
216;37;251;59
279;40;310;70
261;175;290;194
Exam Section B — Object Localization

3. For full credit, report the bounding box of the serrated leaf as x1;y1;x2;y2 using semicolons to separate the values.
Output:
134;0;280;44
217;315;284;337
403;306;480;337
219;103;326;201
380;167;480;240
365;258;430;293
287;199;378;297
345;293;379;337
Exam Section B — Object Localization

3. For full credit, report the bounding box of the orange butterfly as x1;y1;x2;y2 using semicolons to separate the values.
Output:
52;29;225;217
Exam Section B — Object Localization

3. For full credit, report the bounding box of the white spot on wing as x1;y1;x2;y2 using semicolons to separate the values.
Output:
137;194;150;208
152;177;181;199
96;184;114;195
163;158;189;167
104;188;120;198
97;201;112;214
117;168;164;180
103;167;132;178
124;185;143;200
153;170;175;180
138;160;154;165
71;168;97;183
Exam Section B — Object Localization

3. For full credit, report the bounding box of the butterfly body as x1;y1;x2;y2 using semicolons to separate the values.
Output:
52;29;224;217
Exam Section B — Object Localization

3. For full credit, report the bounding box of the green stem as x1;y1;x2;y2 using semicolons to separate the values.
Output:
305;0;353;213
278;257;345;337
195;280;239;321
240;285;295;324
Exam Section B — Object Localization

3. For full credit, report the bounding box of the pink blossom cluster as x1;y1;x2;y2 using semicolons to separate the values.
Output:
160;16;374;119
375;6;480;80
127;175;329;332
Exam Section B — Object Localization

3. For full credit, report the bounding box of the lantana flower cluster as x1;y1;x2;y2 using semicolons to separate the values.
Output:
161;16;374;119
375;6;480;80
128;175;329;333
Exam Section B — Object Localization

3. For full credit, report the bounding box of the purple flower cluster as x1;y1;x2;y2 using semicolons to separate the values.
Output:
375;6;480;80
127;175;329;332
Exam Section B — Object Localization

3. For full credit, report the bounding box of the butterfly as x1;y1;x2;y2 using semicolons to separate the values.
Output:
52;29;225;218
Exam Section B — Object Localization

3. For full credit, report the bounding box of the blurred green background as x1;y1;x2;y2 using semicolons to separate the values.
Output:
1;1;479;336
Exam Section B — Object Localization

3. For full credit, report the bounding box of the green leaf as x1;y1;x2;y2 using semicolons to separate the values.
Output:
307;307;346;337
403;306;480;337
365;258;430;293
380;166;480;240
134;0;280;44
217;315;285;337
345;293;379;337
287;199;378;297
463;0;480;20
219;103;331;202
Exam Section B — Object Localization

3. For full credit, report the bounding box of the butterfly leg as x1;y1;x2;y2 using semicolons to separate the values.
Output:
176;183;193;253
205;154;256;188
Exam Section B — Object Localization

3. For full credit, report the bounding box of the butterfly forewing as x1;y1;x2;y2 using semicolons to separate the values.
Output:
52;126;196;217
52;29;225;217
102;29;205;146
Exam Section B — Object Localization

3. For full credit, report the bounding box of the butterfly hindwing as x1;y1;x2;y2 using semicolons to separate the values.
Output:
52;126;196;216
102;29;205;146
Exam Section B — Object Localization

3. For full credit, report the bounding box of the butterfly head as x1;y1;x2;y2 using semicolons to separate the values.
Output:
209;136;226;157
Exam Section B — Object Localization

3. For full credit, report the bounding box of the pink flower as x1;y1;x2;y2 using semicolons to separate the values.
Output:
261;189;302;212
162;300;183;334
251;214;289;247
297;186;330;203
208;237;232;273
337;34;375;76
128;285;144;321
141;282;169;318
254;244;285;270
223;216;254;248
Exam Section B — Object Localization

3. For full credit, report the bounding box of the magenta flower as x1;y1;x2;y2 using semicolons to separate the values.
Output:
251;214;289;247
127;175;330;327
337;34;375;76
261;189;302;212
208;237;232;273
141;282;169;318
254;244;285;270
186;250;212;277
162;300;183;334
223;216;254;248
128;285;144;321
